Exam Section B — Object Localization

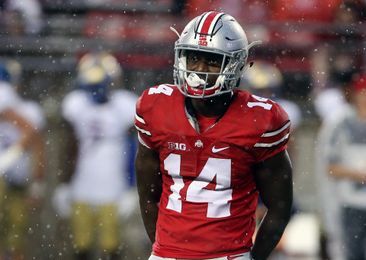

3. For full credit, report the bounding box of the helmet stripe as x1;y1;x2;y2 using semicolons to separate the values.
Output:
196;12;211;35
208;12;224;35
199;11;223;35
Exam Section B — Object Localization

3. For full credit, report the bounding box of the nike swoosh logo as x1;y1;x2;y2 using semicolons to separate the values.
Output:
212;146;229;153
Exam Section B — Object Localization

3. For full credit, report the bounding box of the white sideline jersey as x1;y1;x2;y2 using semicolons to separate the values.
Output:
62;89;137;205
0;82;19;112
0;82;45;185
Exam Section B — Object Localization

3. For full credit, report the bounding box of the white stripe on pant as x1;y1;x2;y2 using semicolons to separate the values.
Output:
148;252;251;260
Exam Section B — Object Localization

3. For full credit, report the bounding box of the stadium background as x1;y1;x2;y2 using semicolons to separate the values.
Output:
0;0;365;259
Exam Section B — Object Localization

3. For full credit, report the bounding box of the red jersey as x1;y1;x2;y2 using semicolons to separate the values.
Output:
135;85;290;259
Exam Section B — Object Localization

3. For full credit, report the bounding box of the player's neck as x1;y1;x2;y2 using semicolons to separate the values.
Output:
188;92;233;117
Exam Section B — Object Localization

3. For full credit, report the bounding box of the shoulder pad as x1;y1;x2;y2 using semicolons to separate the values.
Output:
137;84;178;114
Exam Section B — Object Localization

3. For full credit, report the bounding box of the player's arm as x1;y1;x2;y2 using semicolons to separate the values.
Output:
0;108;37;149
53;119;79;183
327;164;366;183
30;127;46;181
25;124;46;203
135;142;161;243
251;150;293;260
27;126;46;201
60;119;78;183
0;108;38;172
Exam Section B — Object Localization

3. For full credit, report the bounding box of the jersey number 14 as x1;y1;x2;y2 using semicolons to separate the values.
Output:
164;153;232;218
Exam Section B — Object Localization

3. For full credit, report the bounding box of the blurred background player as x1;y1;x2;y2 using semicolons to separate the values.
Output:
59;52;137;260
311;1;365;123
317;73;366;260
0;0;43;36
313;47;359;123
0;58;46;260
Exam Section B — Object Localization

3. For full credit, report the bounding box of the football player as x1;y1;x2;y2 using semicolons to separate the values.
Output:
60;53;137;260
135;11;293;260
0;59;46;259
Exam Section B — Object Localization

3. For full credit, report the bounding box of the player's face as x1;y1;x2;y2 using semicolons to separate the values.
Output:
186;50;223;86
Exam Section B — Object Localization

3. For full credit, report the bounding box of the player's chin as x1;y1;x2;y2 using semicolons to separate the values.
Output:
201;94;229;107
203;94;224;104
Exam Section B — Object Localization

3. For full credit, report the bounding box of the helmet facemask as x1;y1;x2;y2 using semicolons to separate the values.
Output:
174;47;247;99
77;65;110;104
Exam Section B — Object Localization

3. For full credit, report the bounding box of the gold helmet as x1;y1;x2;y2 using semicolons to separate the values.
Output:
78;52;122;83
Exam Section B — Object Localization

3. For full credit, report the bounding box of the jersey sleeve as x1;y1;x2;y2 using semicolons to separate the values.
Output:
17;101;46;130
113;90;138;127
61;91;86;124
252;101;291;162
134;89;159;150
0;82;19;112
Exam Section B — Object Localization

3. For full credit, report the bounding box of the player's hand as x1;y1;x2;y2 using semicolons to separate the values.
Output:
118;188;138;219
52;183;72;218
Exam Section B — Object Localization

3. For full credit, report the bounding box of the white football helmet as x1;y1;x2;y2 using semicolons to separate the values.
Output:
173;11;261;98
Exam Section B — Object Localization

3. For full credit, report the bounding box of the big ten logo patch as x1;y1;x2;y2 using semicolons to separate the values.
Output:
168;142;187;151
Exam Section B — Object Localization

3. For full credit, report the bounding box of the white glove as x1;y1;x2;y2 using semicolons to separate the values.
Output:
52;183;72;218
118;188;138;219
